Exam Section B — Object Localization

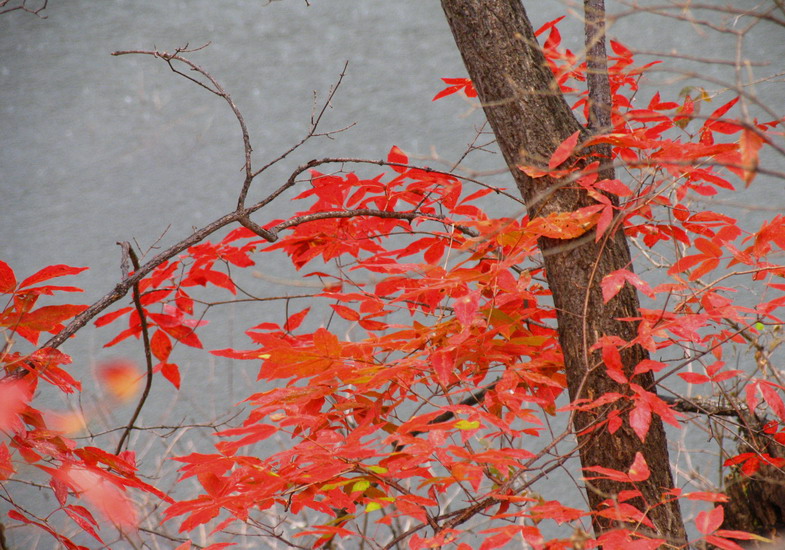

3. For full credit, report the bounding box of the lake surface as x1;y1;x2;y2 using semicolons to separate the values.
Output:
2;1;783;548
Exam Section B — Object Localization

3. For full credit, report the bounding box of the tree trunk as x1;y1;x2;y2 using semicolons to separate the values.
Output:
440;0;688;543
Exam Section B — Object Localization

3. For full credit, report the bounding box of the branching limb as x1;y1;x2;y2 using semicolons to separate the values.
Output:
42;203;474;352
250;61;353;182
0;0;47;16
269;208;479;239
42;209;250;350
112;47;255;206
661;394;747;417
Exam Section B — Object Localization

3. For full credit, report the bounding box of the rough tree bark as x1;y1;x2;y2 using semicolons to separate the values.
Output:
440;0;688;543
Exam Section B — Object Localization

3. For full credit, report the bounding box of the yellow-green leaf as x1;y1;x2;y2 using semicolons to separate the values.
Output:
366;502;382;513
352;480;371;493
455;420;480;431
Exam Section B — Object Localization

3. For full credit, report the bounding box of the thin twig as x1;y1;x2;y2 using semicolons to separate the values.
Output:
0;0;47;16
250;61;352;181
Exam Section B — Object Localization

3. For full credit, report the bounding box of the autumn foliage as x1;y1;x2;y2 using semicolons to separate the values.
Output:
2;13;785;550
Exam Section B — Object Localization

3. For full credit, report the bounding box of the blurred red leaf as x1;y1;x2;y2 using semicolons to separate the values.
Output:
97;359;141;402
696;505;724;535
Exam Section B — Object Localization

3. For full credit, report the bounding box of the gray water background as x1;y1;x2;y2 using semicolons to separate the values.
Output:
2;1;784;548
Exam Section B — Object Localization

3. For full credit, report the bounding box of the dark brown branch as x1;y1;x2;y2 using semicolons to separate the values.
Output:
269;208;479;239
440;0;687;540
238;215;276;241
115;243;154;454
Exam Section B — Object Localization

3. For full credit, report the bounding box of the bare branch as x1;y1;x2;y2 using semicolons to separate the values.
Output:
115;242;155;454
112;48;255;205
249;61;352;184
0;0;47;17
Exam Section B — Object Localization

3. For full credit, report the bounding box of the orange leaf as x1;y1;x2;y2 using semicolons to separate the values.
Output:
595;204;614;240
453;291;480;326
689;257;720;281
94;307;133;327
527;207;600;239
160;324;203;349
685;492;730;503
601;269;654;303
330;304;361;322
46;410;87;435
19;304;88;332
630;399;652;442
740;128;764;186
432;77;476;101
60;467;138;530
668;254;705;276
595;179;633;197
150;329;172;362
0;379;32;432
284;307;310;332
432;350;454;386
0;443;14;480
760;382;785;422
